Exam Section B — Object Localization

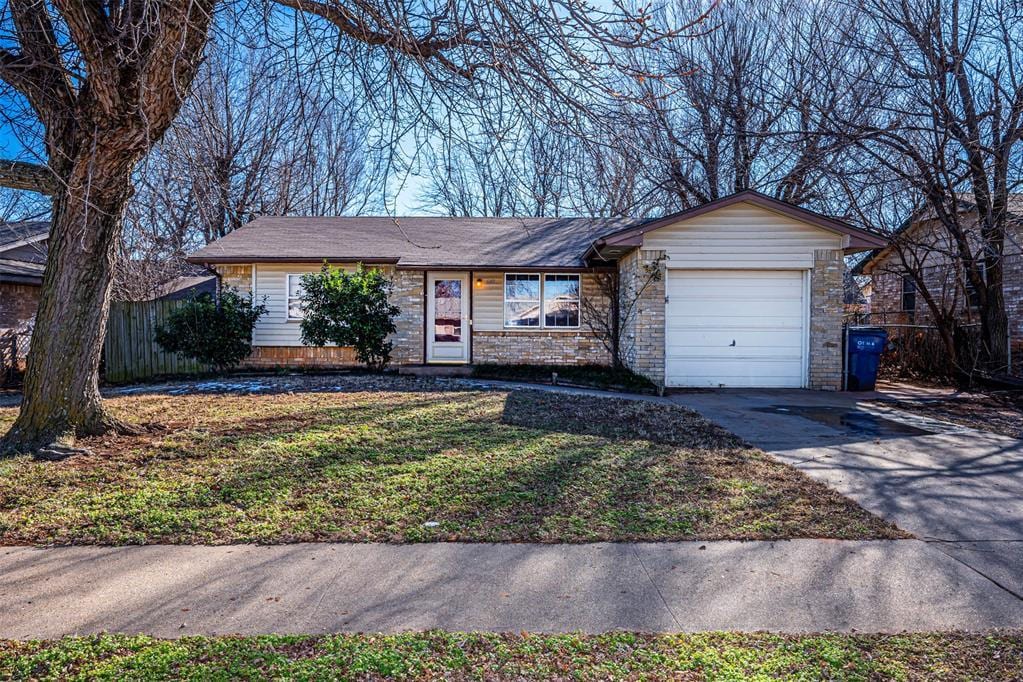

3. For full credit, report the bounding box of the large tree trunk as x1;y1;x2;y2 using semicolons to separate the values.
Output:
1;135;141;457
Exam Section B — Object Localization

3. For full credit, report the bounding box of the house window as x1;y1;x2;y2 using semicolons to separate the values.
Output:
964;265;985;309
901;274;916;313
504;274;541;327
543;274;580;328
287;274;305;320
503;273;581;329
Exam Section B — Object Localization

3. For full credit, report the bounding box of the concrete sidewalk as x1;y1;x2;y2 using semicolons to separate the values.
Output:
2;540;1021;638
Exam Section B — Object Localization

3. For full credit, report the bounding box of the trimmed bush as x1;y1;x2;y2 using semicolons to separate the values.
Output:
299;264;400;370
155;289;266;371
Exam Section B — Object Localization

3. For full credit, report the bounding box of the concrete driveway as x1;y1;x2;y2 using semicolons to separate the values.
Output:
671;387;1023;601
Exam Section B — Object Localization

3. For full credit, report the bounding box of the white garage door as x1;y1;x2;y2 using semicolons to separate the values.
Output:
665;270;807;388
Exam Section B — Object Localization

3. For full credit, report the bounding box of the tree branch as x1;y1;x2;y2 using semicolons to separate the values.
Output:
0;159;57;195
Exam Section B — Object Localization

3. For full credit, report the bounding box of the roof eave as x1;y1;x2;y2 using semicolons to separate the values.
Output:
185;255;402;266
0;231;48;253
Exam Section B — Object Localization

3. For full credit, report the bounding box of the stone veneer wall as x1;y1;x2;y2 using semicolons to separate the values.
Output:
809;249;844;390
618;249;667;390
0;283;39;329
389;269;425;364
472;331;609;365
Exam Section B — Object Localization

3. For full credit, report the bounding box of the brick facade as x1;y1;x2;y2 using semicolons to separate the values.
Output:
867;215;1023;373
214;252;845;388
618;249;667;389
217;264;252;295
472;331;609;365
242;345;358;368
0;283;39;329
216;263;425;370
809;249;845;390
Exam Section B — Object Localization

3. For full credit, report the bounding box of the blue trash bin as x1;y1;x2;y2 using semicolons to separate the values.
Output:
846;327;888;391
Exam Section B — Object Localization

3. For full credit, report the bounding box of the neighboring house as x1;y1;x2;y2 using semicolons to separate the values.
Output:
188;190;884;390
143;274;218;301
858;195;1022;370
0;221;48;331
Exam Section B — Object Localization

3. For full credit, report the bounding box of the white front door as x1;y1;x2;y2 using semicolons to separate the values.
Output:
426;272;470;363
664;269;808;388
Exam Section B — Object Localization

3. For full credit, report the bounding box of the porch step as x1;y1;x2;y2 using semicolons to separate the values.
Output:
398;364;474;377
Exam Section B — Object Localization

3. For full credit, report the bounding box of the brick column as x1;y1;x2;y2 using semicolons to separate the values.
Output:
809;249;844;390
389;269;424;364
215;264;253;296
619;249;667;391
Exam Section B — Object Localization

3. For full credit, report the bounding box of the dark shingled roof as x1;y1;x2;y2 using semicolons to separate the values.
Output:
187;216;644;269
0;221;48;250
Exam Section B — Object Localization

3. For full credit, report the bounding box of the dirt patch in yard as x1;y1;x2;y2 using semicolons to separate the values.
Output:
0;376;906;545
870;392;1023;439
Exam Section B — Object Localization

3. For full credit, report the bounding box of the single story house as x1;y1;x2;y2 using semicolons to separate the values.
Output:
857;194;1022;373
0;221;48;331
187;190;886;390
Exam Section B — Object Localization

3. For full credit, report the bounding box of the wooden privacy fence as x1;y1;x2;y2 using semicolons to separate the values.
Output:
103;299;209;383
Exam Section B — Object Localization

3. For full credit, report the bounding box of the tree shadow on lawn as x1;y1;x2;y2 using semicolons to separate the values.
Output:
0;388;906;544
499;389;746;449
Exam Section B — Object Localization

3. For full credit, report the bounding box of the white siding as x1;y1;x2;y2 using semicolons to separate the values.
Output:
251;263;364;347
664;270;807;388
471;271;505;331
642;202;844;269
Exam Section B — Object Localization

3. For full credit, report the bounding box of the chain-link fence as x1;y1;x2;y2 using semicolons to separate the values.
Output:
0;323;33;387
845;313;986;383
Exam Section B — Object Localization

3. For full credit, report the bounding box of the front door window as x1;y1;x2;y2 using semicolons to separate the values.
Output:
433;279;462;342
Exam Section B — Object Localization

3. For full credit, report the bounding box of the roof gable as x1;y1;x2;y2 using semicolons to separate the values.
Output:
595;191;887;252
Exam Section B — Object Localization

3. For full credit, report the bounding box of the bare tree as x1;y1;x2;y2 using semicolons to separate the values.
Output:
819;0;1023;378
0;0;701;456
605;0;859;212
116;40;377;300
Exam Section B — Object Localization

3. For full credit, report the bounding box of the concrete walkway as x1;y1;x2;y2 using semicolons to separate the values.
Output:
2;540;1022;638
670;388;1023;600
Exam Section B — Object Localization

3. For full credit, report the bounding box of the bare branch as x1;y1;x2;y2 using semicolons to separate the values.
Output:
0;159;57;194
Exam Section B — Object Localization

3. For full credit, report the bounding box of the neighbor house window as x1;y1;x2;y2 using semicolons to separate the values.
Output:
543;274;580;328
901;274;916;313
504;274;541;327
287;274;305;320
964;264;985;309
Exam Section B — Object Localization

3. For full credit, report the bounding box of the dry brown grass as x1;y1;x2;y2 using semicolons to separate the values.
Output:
0;378;906;545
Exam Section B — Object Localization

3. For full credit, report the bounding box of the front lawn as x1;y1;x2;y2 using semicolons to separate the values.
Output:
0;378;904;544
2;631;1020;680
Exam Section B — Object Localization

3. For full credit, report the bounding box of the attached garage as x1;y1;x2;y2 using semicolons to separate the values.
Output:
664;270;807;388
593;191;888;390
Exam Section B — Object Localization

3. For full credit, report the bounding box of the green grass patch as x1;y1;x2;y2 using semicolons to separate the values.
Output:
471;363;658;393
0;379;904;544
1;631;1019;680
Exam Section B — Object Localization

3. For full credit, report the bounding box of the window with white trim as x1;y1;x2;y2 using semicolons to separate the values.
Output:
504;274;541;327
287;274;306;320
543;274;580;328
503;273;581;329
